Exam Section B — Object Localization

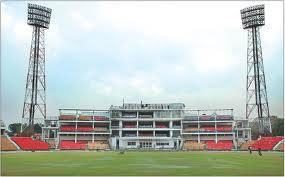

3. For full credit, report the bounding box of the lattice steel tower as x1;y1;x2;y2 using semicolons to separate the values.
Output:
240;4;271;134
21;3;52;135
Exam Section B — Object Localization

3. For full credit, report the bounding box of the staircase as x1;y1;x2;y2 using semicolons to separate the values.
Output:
273;139;284;151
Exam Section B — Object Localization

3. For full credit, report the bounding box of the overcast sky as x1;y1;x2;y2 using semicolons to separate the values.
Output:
1;1;283;126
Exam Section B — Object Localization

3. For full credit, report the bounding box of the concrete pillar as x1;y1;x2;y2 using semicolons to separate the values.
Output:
170;130;173;137
119;120;122;137
249;130;252;141
170;121;173;128
198;134;200;143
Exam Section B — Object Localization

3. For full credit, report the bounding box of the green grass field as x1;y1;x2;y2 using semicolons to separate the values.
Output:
1;151;284;176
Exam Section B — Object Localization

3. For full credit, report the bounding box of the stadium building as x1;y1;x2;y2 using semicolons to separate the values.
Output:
42;102;252;150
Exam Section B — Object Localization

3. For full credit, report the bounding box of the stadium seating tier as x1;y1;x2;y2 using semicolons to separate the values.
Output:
1;136;18;151
251;136;283;150
11;137;49;151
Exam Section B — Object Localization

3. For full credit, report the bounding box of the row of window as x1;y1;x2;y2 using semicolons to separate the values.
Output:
127;142;170;146
127;142;136;146
111;111;183;118
156;142;169;146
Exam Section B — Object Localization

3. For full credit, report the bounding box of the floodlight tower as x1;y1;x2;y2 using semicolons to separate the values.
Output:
21;3;52;136
240;4;271;134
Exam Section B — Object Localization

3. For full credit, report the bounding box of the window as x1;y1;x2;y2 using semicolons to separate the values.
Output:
172;110;182;118
156;142;169;146
238;131;243;137
111;111;121;118
128;142;136;146
237;122;242;128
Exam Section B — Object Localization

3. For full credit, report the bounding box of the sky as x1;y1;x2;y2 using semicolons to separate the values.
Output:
1;1;283;126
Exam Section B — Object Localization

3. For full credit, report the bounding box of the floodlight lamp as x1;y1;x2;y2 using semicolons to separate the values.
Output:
240;4;265;29
27;3;52;29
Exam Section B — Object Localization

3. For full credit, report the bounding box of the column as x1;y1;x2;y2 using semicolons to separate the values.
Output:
181;121;183;136
170;130;173;137
170;121;173;129
215;133;218;143
198;134;200;143
249;130;252;141
93;110;95;121
75;134;77;143
119;120;122;137
41;128;44;140
92;134;94;143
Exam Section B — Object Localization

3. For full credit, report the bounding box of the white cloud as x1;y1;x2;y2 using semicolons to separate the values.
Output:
45;22;62;58
2;1;283;124
191;46;239;73
88;72;164;99
70;11;96;31
91;1;281;74
93;82;113;96
1;3;12;28
12;21;32;47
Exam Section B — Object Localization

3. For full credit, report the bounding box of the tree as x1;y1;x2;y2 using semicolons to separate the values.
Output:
8;123;22;136
271;116;284;136
34;123;43;133
249;121;260;140
249;116;284;139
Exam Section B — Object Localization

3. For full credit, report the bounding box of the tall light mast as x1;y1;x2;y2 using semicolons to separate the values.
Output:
21;3;52;136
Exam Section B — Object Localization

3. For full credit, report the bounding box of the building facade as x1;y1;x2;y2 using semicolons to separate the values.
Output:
42;102;251;150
